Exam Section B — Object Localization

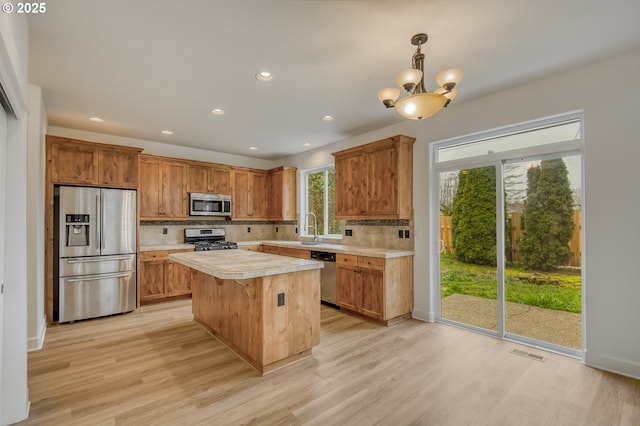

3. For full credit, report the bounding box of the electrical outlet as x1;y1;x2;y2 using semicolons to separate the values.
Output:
277;293;285;306
162;227;168;235
345;229;353;237
405;230;410;238
247;227;251;233
398;230;403;238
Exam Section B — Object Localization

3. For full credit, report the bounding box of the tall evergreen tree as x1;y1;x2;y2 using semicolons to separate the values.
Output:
451;166;497;265
520;158;574;270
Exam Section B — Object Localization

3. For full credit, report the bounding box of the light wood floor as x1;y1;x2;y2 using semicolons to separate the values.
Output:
20;299;640;425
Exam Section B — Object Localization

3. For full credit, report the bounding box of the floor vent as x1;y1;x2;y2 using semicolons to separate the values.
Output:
510;348;546;362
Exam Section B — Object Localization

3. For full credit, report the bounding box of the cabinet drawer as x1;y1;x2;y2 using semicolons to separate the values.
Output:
336;254;358;266
140;251;169;261
358;256;384;271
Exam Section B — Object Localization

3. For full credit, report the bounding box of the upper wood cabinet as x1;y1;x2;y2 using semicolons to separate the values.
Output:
139;154;188;219
47;136;141;188
231;168;268;220
267;166;297;221
187;162;231;195
98;147;140;188
332;135;415;220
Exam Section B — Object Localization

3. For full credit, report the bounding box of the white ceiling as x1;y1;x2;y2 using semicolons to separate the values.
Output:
27;0;640;160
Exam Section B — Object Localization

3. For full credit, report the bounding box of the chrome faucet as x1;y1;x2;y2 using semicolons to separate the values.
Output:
306;212;319;244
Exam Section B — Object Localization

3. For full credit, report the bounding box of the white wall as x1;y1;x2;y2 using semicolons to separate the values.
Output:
47;126;274;170
281;47;640;379
0;11;30;425
27;86;46;351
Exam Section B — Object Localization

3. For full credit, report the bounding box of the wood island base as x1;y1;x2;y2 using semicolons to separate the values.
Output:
190;268;320;375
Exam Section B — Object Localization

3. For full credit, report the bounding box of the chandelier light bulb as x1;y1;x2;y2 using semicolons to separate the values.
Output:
377;87;400;107
435;87;458;101
396;69;423;92
435;68;464;90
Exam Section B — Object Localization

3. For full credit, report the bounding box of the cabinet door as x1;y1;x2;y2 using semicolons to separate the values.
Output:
139;156;163;217
98;148;139;188
162;160;188;218
166;260;191;296
232;170;250;219
335;152;366;218
280;168;297;220
336;265;360;312
187;163;209;193
249;171;268;219
366;143;398;216
140;260;166;302
360;268;384;320
210;167;231;195
267;170;283;220
50;140;99;184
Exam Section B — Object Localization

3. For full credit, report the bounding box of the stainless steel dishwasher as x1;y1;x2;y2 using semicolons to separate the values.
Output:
310;251;337;307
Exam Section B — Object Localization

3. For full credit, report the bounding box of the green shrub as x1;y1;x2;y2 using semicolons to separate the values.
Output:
451;167;497;265
520;158;574;270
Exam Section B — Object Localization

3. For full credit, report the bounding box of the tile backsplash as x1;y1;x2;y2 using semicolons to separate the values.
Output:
140;220;414;251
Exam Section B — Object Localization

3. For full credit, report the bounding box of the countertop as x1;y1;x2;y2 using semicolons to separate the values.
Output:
168;250;323;280
242;240;414;259
140;244;195;252
140;240;414;258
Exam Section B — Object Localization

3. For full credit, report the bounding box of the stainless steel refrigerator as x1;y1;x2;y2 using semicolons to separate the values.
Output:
55;186;137;322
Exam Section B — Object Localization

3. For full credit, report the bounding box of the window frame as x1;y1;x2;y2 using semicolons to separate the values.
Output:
300;164;341;239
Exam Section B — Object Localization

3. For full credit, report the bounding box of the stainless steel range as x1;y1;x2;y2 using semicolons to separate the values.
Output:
184;228;238;251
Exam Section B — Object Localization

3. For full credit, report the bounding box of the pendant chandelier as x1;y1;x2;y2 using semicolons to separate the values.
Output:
377;33;463;120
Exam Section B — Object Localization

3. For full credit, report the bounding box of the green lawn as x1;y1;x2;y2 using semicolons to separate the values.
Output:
440;254;582;313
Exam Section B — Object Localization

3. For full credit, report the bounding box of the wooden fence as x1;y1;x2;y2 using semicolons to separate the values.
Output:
439;211;582;267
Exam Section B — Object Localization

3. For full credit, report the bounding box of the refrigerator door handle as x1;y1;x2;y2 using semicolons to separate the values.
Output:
101;192;106;250
66;272;133;282
96;193;101;250
65;255;135;264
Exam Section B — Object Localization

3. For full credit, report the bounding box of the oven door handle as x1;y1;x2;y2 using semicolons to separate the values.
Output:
66;272;133;282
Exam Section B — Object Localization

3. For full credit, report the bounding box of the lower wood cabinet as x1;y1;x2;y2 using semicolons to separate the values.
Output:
336;254;413;323
261;245;310;259
139;248;194;304
239;244;262;252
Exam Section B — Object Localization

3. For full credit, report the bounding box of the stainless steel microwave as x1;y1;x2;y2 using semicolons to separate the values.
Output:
189;193;232;216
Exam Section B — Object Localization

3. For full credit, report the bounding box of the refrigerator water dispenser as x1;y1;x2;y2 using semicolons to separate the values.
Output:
65;214;90;247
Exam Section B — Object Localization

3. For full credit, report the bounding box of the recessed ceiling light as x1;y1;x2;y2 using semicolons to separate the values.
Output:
249;146;259;151
255;71;274;82
303;143;312;147
211;108;225;115
161;130;173;135
89;117;104;123
322;115;334;121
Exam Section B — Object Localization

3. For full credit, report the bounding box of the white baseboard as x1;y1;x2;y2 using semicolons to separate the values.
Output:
584;350;640;380
27;317;47;352
411;308;433;322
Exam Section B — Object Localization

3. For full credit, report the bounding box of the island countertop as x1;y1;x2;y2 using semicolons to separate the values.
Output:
169;249;323;280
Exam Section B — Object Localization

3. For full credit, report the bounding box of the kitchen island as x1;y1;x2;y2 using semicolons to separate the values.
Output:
169;250;323;374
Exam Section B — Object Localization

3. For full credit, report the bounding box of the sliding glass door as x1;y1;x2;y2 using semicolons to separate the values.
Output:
503;154;582;350
433;115;583;356
439;166;498;332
